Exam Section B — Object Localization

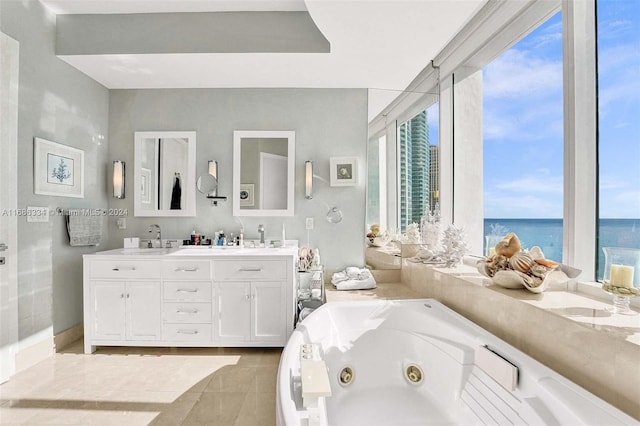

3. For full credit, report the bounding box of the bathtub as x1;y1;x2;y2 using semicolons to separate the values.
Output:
276;299;636;426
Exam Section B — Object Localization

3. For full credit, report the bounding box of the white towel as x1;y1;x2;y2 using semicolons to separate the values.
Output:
66;210;103;246
346;266;366;280
331;268;376;290
333;274;377;291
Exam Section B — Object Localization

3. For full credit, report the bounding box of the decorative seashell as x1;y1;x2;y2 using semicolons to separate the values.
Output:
534;258;559;269
528;246;545;260
509;252;535;273
524;270;569;293
494;232;521;258
491;270;526;289
477;259;491;277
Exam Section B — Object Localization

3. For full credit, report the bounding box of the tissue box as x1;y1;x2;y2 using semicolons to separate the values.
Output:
124;237;140;249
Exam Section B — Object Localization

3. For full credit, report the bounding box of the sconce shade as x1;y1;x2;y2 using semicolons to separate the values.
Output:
113;160;125;199
305;161;313;199
208;160;218;178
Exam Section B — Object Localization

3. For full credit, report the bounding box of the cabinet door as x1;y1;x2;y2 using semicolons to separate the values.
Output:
126;281;161;341
251;281;286;343
216;282;251;342
92;281;126;340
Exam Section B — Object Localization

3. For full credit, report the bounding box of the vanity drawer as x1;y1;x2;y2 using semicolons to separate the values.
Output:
163;323;212;342
89;260;162;279
162;260;211;280
213;259;287;282
163;281;212;301
163;302;212;323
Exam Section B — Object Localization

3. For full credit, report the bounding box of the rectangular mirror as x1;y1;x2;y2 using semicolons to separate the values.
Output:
134;131;196;217
233;130;295;216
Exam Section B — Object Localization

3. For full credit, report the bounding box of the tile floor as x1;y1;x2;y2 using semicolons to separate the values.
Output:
0;340;281;425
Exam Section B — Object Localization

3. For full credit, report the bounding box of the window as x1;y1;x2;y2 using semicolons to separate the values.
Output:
398;103;439;232
596;0;640;280
483;13;564;260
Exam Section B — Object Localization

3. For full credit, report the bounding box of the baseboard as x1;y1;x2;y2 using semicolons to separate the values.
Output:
54;324;84;352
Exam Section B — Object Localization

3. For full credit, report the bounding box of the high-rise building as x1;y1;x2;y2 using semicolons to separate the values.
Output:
429;144;440;211
399;110;431;231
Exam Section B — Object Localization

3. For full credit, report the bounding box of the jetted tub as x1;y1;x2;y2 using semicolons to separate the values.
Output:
277;299;636;425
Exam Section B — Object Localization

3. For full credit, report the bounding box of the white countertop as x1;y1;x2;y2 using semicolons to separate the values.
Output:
87;241;299;257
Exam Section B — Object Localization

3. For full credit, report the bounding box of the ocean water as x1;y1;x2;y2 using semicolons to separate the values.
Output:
484;218;640;279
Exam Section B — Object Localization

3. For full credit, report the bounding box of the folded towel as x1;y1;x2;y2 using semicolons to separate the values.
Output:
331;271;349;285
346;266;366;280
333;273;377;291
66;210;103;246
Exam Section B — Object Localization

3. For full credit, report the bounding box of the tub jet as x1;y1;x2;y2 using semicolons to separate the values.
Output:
406;365;423;384
338;366;354;386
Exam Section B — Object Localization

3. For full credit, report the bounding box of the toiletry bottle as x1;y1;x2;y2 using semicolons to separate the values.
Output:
217;230;225;246
239;228;244;248
191;227;196;245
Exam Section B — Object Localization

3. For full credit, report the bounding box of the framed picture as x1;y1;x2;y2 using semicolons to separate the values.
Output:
140;167;151;204
34;137;84;198
330;156;358;187
240;183;254;207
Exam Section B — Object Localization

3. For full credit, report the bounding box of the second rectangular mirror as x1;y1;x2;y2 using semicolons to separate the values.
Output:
233;130;295;216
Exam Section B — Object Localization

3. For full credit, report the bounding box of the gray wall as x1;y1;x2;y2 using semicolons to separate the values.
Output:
0;1;110;336
107;88;368;271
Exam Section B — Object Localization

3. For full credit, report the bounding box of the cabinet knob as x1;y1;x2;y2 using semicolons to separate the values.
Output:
120;293;124;298
245;294;250;300
126;293;130;298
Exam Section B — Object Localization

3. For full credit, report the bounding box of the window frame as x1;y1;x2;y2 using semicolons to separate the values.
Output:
369;0;607;285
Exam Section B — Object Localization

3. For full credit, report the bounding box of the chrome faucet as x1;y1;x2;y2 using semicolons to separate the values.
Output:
149;224;161;248
258;224;265;246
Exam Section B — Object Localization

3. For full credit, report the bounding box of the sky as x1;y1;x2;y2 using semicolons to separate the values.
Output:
482;2;640;219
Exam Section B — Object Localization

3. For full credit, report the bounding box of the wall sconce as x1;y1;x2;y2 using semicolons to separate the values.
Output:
113;160;125;199
305;160;313;199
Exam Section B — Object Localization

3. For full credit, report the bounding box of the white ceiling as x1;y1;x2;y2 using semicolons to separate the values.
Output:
42;0;486;121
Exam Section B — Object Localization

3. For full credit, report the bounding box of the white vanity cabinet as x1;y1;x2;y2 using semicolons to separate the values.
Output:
214;258;290;345
84;259;162;353
161;259;213;344
83;249;296;354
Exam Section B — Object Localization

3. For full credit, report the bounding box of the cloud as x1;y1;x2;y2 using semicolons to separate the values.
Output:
492;173;563;194
484;192;563;218
483;49;562;100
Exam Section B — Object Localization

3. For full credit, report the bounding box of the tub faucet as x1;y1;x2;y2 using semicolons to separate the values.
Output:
258;224;265;246
149;224;161;248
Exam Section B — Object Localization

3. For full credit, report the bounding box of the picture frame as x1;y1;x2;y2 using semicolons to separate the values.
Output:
330;156;358;187
140;167;151;204
239;183;254;207
34;137;84;198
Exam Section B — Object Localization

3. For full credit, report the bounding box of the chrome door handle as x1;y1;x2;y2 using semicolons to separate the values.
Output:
177;330;199;335
239;268;262;272
112;267;136;271
177;288;198;293
175;267;199;272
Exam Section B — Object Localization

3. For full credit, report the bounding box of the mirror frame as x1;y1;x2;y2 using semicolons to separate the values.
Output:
233;130;295;217
133;131;197;217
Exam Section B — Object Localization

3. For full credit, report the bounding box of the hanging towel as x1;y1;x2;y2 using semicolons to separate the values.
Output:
170;174;182;210
66;210;103;246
